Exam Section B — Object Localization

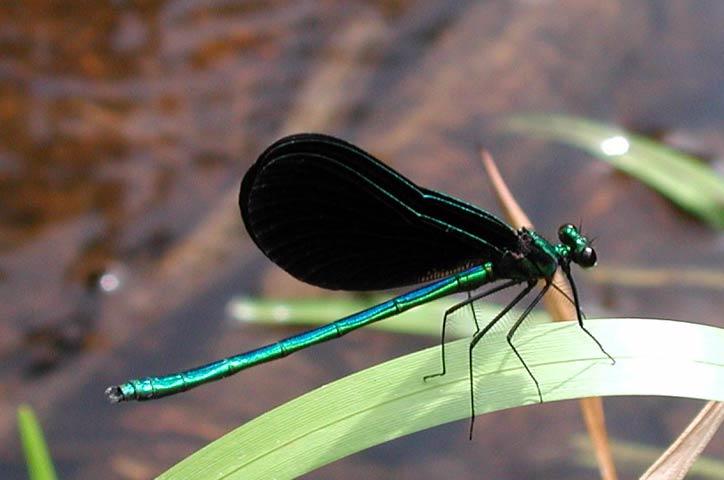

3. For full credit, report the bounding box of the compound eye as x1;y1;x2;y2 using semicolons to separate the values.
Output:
576;246;597;268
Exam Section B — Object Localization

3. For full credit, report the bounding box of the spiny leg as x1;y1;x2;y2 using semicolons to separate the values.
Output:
423;280;518;382
468;281;536;439
505;280;553;404
563;267;615;365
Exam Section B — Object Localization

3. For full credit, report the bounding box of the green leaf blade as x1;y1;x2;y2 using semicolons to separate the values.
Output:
17;405;58;480
159;318;724;480
227;296;549;337
502;114;724;228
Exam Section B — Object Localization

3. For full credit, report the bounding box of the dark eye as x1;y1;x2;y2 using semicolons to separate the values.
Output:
576;246;597;268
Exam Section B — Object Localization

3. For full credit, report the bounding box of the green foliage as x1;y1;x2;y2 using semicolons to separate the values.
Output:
159;318;724;479
502;114;724;228
17;405;58;480
227;296;549;337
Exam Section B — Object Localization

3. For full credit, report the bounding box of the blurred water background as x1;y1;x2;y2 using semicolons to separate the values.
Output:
0;2;722;478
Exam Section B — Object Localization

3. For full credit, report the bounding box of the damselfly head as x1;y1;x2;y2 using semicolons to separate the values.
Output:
558;224;597;268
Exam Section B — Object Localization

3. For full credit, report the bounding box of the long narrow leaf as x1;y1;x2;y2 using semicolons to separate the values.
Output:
501;114;724;228
17;405;58;480
160;318;724;479
226;296;549;337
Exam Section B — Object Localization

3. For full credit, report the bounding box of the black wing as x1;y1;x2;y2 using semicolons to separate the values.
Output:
239;133;519;290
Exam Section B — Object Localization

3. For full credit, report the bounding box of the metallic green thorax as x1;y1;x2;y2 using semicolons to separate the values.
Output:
523;229;560;278
506;226;595;282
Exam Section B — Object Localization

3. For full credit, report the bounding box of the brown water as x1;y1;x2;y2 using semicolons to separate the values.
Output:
1;2;722;479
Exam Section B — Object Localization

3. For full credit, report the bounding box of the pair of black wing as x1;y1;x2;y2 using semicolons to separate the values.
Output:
239;134;520;291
